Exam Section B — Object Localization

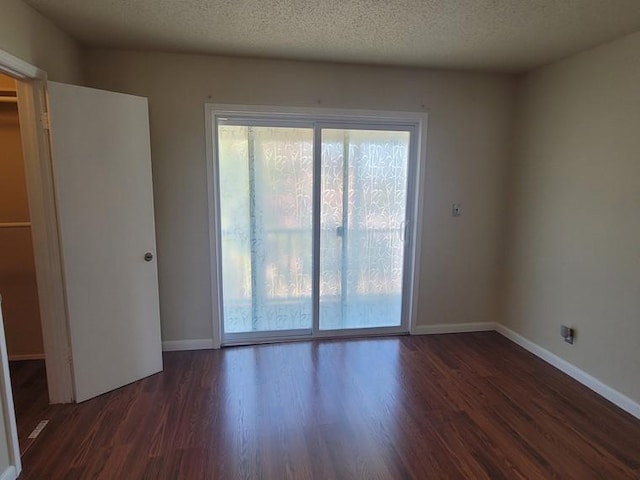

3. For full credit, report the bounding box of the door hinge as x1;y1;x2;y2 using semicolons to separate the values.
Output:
40;111;51;130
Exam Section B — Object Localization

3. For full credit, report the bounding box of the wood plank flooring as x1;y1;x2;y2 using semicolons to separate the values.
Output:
9;360;52;455
14;332;640;479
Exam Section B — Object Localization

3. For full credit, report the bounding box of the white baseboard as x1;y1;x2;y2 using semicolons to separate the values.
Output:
0;466;17;480
162;339;215;352
411;322;496;335
495;324;640;420
410;321;640;419
8;353;45;361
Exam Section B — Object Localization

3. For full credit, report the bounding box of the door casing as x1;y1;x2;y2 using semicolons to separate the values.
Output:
0;49;74;409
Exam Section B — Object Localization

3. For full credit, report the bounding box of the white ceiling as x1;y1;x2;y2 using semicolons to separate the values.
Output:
25;0;640;72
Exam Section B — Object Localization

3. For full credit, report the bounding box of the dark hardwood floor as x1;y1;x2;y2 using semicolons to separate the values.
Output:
9;360;52;455
14;332;640;479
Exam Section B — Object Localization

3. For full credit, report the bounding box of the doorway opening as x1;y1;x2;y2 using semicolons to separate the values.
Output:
0;51;77;478
0;72;50;457
0;47;165;478
207;106;427;346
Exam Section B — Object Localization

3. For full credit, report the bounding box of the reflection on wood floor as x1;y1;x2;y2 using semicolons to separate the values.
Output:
9;359;50;455
14;333;640;479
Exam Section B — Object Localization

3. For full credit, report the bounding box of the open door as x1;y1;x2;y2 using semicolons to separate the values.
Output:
47;82;163;402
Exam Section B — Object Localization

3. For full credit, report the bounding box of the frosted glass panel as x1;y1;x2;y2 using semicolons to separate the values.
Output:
320;129;410;330
218;126;314;333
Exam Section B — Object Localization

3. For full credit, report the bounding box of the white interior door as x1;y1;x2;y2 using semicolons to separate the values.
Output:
47;82;163;402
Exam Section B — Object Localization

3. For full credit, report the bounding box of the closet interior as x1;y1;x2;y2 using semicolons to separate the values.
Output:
0;72;49;454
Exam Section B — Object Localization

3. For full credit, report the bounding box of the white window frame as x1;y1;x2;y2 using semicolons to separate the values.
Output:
205;104;428;347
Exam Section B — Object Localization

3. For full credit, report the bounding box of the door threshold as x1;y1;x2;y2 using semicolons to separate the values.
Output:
222;329;409;347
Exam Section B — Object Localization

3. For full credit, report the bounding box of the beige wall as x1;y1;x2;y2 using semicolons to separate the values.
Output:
0;76;44;358
504;32;640;403
0;0;83;83
84;50;516;341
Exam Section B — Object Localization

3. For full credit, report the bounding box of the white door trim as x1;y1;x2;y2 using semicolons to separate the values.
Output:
204;104;223;349
0;299;21;477
16;78;75;404
0;49;45;80
205;104;428;346
0;42;75;399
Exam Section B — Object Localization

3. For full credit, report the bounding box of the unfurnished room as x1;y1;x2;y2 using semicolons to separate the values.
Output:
0;0;638;478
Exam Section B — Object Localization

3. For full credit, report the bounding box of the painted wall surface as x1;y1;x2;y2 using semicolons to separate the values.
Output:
504;32;640;403
0;87;44;359
84;50;516;342
0;0;83;83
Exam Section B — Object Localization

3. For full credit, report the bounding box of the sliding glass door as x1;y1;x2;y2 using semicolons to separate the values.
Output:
319;129;410;331
214;113;419;344
218;125;314;335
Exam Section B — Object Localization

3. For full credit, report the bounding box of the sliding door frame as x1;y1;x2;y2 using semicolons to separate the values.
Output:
205;104;428;347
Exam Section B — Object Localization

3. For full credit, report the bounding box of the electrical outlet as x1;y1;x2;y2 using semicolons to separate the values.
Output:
452;203;462;217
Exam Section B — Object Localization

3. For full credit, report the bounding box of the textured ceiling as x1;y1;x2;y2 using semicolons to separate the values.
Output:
25;0;640;72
